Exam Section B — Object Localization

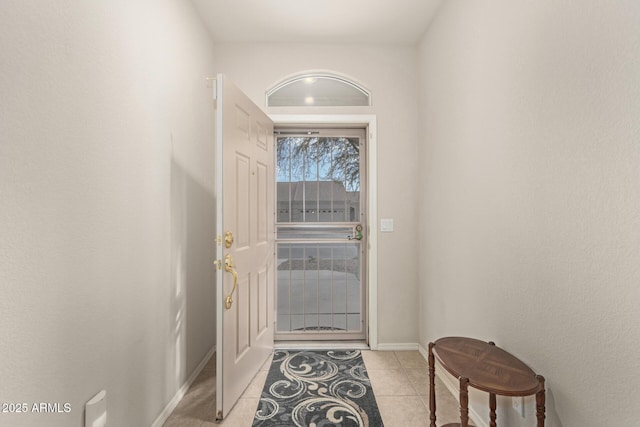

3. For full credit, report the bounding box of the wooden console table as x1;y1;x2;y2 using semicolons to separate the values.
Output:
428;337;545;427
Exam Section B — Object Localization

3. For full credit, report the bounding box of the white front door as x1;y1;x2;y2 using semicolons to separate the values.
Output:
215;74;275;420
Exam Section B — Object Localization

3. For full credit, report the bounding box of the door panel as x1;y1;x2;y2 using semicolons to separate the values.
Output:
235;153;251;249
257;268;268;335
236;271;250;355
215;74;274;420
256;161;268;242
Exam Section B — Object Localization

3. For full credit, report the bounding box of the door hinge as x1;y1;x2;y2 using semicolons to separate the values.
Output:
205;77;217;101
217;235;222;246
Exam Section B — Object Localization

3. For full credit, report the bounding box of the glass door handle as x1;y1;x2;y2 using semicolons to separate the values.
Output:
224;254;238;310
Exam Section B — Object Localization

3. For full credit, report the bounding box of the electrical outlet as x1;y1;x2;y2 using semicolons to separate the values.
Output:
512;396;525;418
85;390;107;427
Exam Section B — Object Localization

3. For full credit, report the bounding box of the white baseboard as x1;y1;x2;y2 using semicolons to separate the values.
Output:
418;344;487;427
375;342;420;351
418;343;429;360
150;345;216;427
274;341;370;350
273;341;420;352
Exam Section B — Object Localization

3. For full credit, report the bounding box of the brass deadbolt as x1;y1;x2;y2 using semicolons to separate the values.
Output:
224;231;234;248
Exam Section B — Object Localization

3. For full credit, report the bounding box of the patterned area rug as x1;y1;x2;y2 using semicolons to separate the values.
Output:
253;350;384;426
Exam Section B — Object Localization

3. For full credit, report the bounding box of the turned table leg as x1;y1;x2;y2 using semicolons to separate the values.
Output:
536;375;546;427
459;377;470;427
428;342;436;427
487;341;497;427
489;393;497;427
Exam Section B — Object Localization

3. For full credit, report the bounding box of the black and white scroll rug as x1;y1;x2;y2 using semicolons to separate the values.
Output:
253;350;384;427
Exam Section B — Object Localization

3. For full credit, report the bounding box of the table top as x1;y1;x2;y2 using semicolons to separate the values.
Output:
432;337;541;396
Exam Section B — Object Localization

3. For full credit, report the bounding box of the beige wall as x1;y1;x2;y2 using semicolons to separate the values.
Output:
214;43;421;344
418;1;640;425
0;1;216;426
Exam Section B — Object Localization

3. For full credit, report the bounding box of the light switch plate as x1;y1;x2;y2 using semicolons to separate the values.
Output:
380;218;394;232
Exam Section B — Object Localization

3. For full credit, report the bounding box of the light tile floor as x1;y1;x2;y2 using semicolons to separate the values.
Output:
163;350;467;427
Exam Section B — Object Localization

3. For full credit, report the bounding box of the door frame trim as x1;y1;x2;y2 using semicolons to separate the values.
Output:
269;114;378;350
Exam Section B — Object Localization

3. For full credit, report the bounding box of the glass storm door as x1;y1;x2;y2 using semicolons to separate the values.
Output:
275;129;366;341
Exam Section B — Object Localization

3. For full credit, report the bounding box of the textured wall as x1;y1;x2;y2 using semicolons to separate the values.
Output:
418;1;640;425
0;1;217;426
213;43;421;345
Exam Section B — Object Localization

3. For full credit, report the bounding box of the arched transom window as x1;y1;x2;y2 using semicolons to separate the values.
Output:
266;73;371;107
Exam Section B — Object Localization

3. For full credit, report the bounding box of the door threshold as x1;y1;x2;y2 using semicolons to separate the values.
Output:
274;341;369;350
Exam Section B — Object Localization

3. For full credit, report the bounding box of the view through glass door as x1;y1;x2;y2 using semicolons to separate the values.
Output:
275;128;367;341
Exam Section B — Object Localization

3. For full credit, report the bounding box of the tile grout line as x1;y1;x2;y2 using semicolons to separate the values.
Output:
396;351;428;404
